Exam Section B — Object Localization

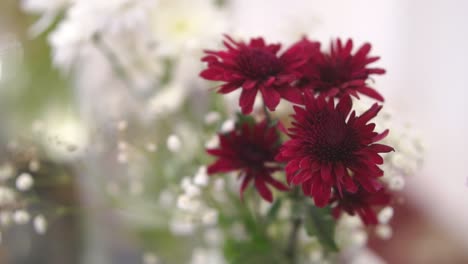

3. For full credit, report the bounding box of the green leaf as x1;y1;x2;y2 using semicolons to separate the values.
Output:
236;112;256;127
304;205;339;252
266;198;282;223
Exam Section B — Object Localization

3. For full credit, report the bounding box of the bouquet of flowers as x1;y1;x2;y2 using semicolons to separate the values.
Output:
0;0;424;263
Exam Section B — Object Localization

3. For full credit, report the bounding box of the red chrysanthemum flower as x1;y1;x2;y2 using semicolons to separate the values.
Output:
276;92;394;207
331;187;391;225
207;120;288;202
296;38;386;102
200;35;306;114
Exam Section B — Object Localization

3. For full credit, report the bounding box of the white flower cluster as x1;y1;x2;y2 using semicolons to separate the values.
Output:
0;163;48;239
22;0;228;107
22;0;229;123
353;99;424;191
171;166;219;235
21;0;73;36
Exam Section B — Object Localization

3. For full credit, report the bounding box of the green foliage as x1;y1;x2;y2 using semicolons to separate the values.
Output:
304;205;339;252
223;235;287;264
265;198;282;224
235;112;256;128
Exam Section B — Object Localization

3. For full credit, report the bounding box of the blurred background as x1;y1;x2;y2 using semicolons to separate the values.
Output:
0;0;467;263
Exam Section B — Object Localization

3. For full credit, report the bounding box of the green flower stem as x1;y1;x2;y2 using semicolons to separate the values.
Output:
285;187;303;264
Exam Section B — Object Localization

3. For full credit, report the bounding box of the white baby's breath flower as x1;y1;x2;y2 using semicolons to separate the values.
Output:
388;175;405;191
150;0;227;56
201;209;218;226
193;166;209;187
378;207;394;224
13;210;30;225
33;214;48;234
37;111;89;161
48;0;156;71
351;230;368;247
177;194;201;212
183;183;201;197
205;136;219;149
16;173;34;191
220;119;235;133
375;224;392;240
167;134;182;153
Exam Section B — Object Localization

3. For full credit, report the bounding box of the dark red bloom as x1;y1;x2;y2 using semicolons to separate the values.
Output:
200;35;306;114
331;187;391;225
296;38;386;102
276;92;394;207
207;120;288;202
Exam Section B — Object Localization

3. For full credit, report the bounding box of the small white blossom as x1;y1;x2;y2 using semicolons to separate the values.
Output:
177;194;201;212
375;225;392;240
150;0;227;56
184;184;201;197
378;207;394;224
388;175;405;191
13;210;30;225
167;134;182;153
16;173;34;191
205;136;219;149
33;214;48;234
201;209;218;226
220;119;235;133
193;166;209;187
351;230;368;247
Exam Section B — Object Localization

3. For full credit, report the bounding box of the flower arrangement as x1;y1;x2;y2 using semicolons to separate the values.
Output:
0;1;425;263
198;34;396;262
